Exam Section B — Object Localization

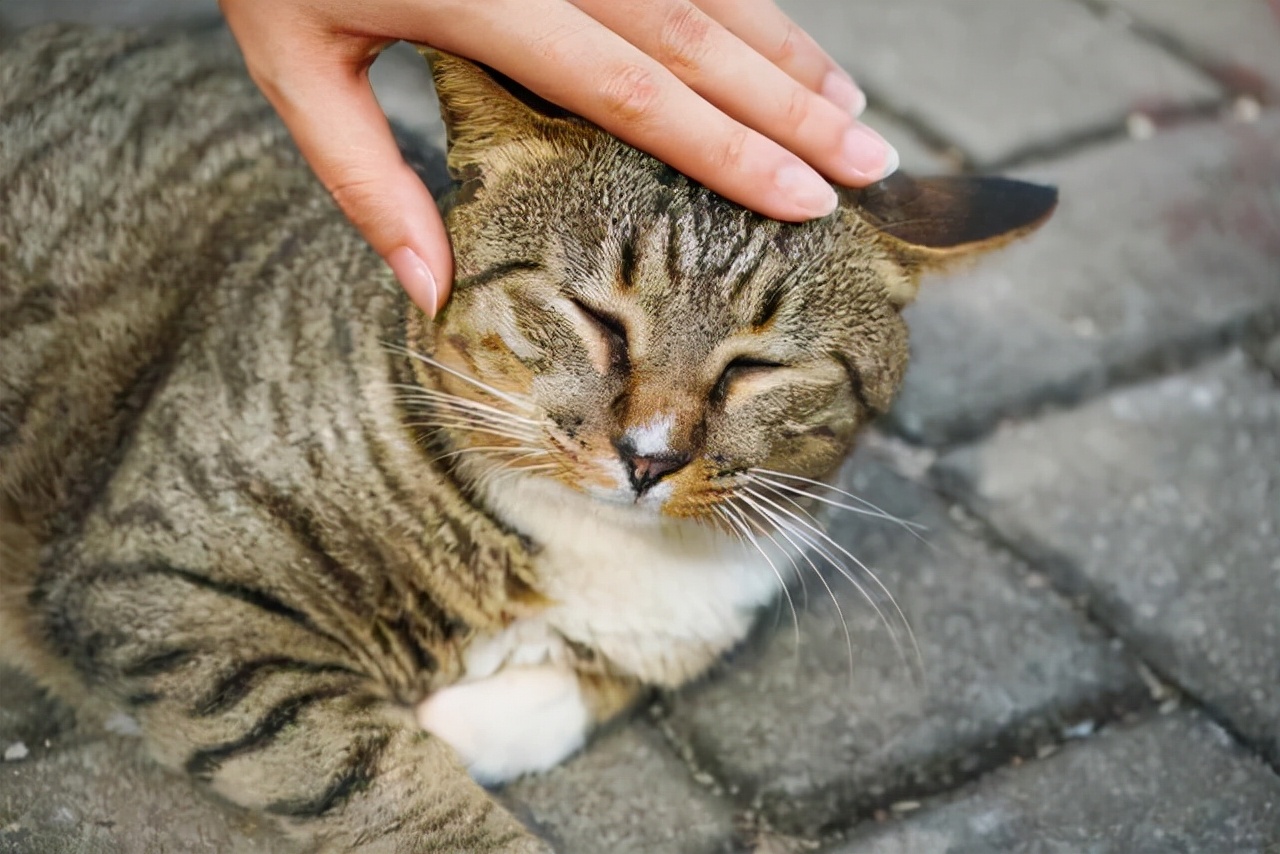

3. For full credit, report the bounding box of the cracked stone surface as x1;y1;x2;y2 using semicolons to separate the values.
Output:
502;722;736;854
934;353;1280;768
662;456;1145;837
0;0;218;32
832;710;1280;854
3;3;1280;853
1100;0;1280;97
777;0;1221;165
887;113;1280;446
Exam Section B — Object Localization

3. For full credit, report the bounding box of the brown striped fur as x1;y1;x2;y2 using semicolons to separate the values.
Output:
0;25;1055;853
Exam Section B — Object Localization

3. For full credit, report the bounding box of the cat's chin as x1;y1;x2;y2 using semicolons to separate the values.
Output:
582;482;674;519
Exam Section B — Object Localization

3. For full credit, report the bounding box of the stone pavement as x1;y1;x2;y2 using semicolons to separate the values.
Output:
2;1;1279;852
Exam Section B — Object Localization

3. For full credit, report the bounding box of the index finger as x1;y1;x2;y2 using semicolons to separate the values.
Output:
418;0;839;221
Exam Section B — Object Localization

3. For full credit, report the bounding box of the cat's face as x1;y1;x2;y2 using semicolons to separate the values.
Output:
409;55;1055;523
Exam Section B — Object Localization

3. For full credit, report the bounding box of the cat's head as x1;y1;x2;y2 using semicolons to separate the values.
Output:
406;53;1055;521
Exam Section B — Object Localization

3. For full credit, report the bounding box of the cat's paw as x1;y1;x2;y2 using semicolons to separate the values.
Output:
416;664;589;785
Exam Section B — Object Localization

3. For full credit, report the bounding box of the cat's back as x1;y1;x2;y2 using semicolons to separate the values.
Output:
0;24;310;532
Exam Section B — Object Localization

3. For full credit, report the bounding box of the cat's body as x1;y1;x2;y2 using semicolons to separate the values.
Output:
0;24;1054;853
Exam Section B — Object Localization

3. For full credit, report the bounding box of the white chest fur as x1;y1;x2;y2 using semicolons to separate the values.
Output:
417;474;790;783
472;475;788;687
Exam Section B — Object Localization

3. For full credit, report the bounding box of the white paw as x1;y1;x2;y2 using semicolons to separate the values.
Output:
416;664;589;785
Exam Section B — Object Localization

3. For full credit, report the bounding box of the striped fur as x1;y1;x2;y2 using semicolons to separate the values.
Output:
0;26;1053;854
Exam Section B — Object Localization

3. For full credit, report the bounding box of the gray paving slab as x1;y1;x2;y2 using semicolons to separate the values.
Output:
887;111;1280;446
372;41;448;153
501;721;737;854
1100;0;1280;98
1251;333;1280;379
934;352;1280;768
777;0;1221;166
830;710;1280;854
0;0;218;32
662;453;1145;837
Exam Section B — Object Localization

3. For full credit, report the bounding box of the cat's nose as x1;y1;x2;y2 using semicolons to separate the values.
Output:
615;443;691;496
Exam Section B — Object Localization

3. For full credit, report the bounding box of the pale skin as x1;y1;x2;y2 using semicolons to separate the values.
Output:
219;0;899;315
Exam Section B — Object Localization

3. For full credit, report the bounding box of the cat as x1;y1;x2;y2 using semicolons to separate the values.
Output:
0;23;1056;854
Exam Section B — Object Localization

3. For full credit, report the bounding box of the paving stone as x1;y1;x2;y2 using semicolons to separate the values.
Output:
502;721;736;854
372;41;447;153
1251;333;1280;380
887;111;1280;446
831;710;1280;854
663;453;1145;837
859;107;954;175
0;0;219;32
777;0;1221;166
1101;0;1280;98
933;352;1280;768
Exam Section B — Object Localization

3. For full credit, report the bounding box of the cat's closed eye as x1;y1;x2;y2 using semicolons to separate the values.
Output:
712;355;787;402
570;296;629;370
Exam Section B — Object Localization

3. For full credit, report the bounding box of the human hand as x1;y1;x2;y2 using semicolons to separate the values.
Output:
218;0;899;316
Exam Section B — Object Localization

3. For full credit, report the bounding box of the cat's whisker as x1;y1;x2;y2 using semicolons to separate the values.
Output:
393;386;545;427
749;468;928;530
735;491;855;684
731;492;810;613
744;483;904;672
389;345;537;413
742;483;923;681
749;468;932;545
433;444;548;462
406;419;539;445
717;500;802;655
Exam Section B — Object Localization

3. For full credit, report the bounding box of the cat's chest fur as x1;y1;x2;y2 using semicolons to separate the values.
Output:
467;476;786;687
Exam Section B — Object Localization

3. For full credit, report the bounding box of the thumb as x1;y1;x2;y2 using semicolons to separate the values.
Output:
242;43;454;315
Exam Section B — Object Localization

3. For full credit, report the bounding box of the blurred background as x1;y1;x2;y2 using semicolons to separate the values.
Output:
1;3;1278;854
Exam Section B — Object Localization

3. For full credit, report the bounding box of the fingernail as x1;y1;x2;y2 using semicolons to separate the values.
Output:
387;246;440;318
775;162;838;218
841;123;900;182
821;70;866;116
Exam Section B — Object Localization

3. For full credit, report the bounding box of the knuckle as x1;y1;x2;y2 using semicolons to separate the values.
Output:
597;64;661;124
326;175;384;227
657;5;714;70
781;85;814;129
772;21;802;64
709;125;751;172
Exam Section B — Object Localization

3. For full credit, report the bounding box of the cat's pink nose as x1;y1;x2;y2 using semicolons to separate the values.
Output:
615;443;691;496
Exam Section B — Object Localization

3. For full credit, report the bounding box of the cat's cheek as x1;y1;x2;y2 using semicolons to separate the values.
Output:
415;665;590;786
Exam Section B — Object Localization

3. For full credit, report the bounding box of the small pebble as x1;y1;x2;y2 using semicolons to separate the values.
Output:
1231;95;1261;124
1126;113;1156;140
890;800;921;814
3;741;29;762
1062;720;1096;740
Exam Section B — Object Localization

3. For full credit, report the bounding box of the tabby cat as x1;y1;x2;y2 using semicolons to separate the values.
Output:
0;24;1055;854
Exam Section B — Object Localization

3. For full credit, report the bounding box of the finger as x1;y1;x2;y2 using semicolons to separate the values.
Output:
692;0;862;112
570;0;895;187
223;18;453;314
416;0;837;220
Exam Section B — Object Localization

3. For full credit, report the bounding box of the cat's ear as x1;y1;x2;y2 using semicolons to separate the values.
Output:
419;48;593;183
841;172;1057;306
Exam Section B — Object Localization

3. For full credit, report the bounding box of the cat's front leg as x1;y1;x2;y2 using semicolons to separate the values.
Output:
417;666;642;785
139;680;549;853
41;577;549;852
